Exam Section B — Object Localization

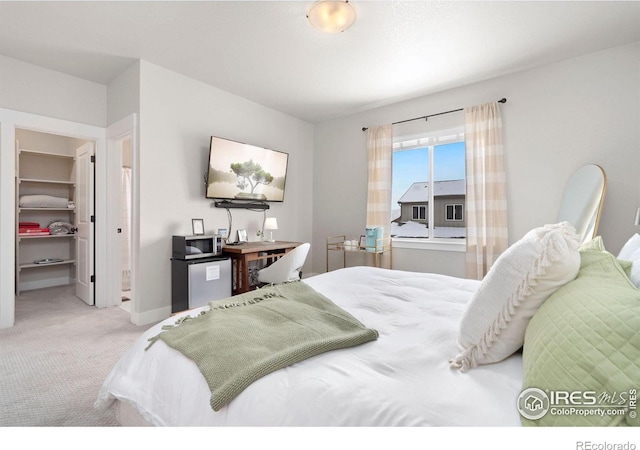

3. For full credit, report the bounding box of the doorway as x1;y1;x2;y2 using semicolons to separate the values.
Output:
105;113;138;319
14;128;94;304
2;109;133;329
119;137;133;313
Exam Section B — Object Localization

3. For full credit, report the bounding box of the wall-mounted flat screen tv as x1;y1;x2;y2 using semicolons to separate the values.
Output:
206;136;289;202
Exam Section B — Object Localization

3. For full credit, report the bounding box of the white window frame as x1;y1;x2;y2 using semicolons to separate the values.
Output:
391;126;466;252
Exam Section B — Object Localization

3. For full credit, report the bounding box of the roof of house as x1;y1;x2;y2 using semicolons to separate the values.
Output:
397;180;465;204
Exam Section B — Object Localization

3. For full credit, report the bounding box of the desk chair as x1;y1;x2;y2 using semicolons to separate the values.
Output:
257;243;310;285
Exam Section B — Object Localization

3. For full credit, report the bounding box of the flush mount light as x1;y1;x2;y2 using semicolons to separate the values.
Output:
307;1;356;33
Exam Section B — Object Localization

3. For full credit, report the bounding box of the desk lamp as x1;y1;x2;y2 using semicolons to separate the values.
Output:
264;218;278;242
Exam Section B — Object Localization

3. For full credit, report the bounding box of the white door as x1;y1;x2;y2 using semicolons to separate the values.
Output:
105;114;137;310
75;142;95;305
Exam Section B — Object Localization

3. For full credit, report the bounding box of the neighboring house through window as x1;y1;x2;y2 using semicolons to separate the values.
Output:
391;126;466;241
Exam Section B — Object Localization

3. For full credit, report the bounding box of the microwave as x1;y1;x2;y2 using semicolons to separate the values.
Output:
172;234;221;260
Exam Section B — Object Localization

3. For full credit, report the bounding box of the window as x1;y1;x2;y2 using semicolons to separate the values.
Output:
445;204;464;221
412;205;426;221
391;127;466;242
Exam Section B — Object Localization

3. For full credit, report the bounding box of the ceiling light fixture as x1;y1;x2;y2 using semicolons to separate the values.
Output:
307;1;356;34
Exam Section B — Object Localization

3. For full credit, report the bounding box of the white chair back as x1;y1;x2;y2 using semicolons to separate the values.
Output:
257;243;311;284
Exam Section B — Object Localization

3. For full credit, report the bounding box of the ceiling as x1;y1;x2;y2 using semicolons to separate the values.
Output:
1;1;639;123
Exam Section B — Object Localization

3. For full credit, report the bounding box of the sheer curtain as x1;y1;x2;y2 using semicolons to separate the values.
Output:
121;167;132;291
366;124;393;236
464;102;508;280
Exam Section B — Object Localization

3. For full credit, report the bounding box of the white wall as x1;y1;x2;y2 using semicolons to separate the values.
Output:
0;55;106;127
0;57;108;328
2;41;638;325
312;41;640;276
0;56;314;327
136;61;314;323
107;61;141;126
0;120;16;328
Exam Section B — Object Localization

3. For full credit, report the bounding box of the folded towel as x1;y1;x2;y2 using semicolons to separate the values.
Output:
19;228;49;236
18;221;40;228
19;195;69;208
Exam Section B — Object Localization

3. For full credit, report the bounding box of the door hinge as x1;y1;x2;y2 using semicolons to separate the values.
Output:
90;275;95;283
91;155;95;163
91;215;95;223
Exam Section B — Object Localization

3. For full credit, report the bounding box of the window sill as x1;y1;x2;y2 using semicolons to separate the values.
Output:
392;238;466;252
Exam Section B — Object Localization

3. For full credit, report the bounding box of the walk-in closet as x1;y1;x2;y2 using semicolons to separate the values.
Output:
15;128;94;305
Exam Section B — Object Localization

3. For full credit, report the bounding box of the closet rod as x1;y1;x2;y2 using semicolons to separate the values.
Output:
361;97;506;132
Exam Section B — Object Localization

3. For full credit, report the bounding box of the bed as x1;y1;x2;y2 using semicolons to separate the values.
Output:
95;266;523;426
95;224;640;427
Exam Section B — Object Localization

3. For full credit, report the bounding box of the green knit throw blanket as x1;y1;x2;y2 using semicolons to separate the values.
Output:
146;281;379;411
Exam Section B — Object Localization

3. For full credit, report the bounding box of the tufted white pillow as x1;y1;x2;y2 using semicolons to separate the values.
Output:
450;222;581;372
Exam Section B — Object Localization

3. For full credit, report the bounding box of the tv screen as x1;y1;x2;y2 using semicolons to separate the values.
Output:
206;136;289;202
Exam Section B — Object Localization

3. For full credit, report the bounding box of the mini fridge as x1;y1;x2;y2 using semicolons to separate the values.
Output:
171;256;232;313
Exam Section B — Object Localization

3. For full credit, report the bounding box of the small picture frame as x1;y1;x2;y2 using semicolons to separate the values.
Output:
360;235;366;249
237;229;248;243
192;219;205;235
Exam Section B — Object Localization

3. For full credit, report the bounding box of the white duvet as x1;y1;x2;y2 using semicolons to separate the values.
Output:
95;266;523;426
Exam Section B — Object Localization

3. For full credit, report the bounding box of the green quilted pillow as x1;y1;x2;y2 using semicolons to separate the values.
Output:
579;236;633;277
520;249;640;426
579;236;605;252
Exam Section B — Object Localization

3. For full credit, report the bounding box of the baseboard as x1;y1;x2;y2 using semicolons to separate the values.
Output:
130;304;172;326
19;276;72;293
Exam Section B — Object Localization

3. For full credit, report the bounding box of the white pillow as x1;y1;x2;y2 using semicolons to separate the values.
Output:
450;222;581;372
618;234;640;289
618;233;640;260
625;251;640;289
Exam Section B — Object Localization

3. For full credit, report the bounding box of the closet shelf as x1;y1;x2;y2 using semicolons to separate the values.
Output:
18;259;76;270
15;136;78;295
19;207;76;212
18;234;76;240
19;178;75;186
19;148;75;159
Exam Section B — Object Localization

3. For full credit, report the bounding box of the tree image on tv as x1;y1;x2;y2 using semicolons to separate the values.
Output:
230;159;274;200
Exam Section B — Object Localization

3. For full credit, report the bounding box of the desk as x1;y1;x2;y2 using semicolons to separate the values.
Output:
222;241;302;295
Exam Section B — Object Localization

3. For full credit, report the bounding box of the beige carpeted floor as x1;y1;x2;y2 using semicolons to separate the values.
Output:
0;285;152;426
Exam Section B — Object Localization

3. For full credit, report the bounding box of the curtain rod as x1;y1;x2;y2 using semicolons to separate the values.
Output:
361;98;507;132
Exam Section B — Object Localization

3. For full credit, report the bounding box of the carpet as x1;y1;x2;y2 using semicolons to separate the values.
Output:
0;285;151;426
